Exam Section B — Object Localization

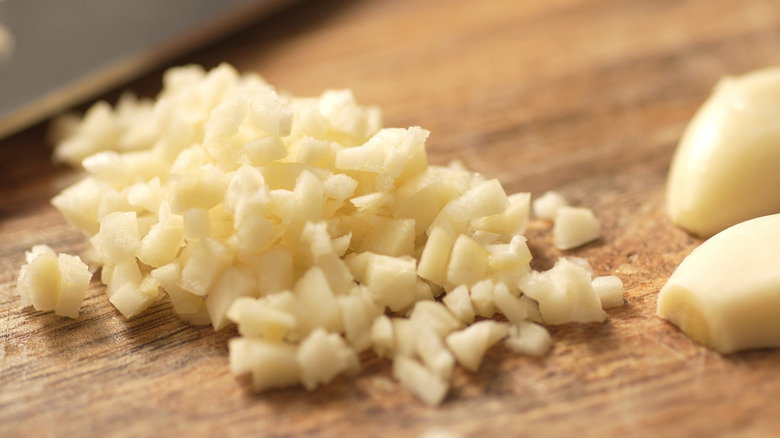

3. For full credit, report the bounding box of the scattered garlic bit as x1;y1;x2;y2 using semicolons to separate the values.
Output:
19;63;619;405
553;206;601;250
471;192;531;237
409;301;463;338
493;281;530;323
667;67;780;237
531;190;601;250
592;275;624;309
505;321;552;356
370;314;395;359
393;356;449;406
520;257;607;325
297;328;361;391
415;326;456;381
445;320;509;372
532;190;568;220
229;337;300;391
657;213;780;354
17;245;91;318
442;285;475;324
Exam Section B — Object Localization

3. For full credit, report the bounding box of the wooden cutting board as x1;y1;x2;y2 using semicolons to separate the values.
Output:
3;0;780;436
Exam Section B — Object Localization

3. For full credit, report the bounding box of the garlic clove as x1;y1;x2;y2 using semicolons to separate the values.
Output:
667;67;780;237
657;213;780;353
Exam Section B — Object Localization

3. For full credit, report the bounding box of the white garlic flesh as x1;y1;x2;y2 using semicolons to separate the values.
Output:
667;67;780;237
657;213;780;353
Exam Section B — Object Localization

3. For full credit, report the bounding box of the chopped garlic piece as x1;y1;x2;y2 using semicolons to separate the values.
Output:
17;245;91;318
109;282;155;318
338;286;382;352
229;338;300;391
392;317;418;358
470;279;497;318
293;266;343;337
393;356;449;406
520;258;606;325
430;179;508;236
441;285;475;324
228;294;296;340
205;266;258;330
553;206;601;250
96;211;141;262
55;253;95;318
298;328;360;391
445;320;509;372
417;226;455;284
532;191;568;220
371;314;395;359
592;275;624;309
492;282;528;323
362;254;416;312
409;301;463;338
414;326;455;380
471;192;531;236
446;234;490;286
505;321;552;356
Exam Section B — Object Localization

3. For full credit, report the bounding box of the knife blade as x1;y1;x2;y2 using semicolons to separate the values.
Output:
0;0;295;140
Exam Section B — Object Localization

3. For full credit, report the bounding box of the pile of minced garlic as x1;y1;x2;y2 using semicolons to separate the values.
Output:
17;64;622;405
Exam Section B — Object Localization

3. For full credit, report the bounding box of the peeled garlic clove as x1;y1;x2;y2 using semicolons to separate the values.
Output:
657;213;780;353
667;67;780;237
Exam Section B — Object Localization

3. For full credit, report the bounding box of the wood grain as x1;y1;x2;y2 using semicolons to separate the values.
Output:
3;0;780;436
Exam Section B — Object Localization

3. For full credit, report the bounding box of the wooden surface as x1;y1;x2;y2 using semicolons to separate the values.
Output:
3;0;780;436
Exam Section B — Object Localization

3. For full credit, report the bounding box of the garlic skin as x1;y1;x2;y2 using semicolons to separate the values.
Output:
657;213;780;354
667;67;780;237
